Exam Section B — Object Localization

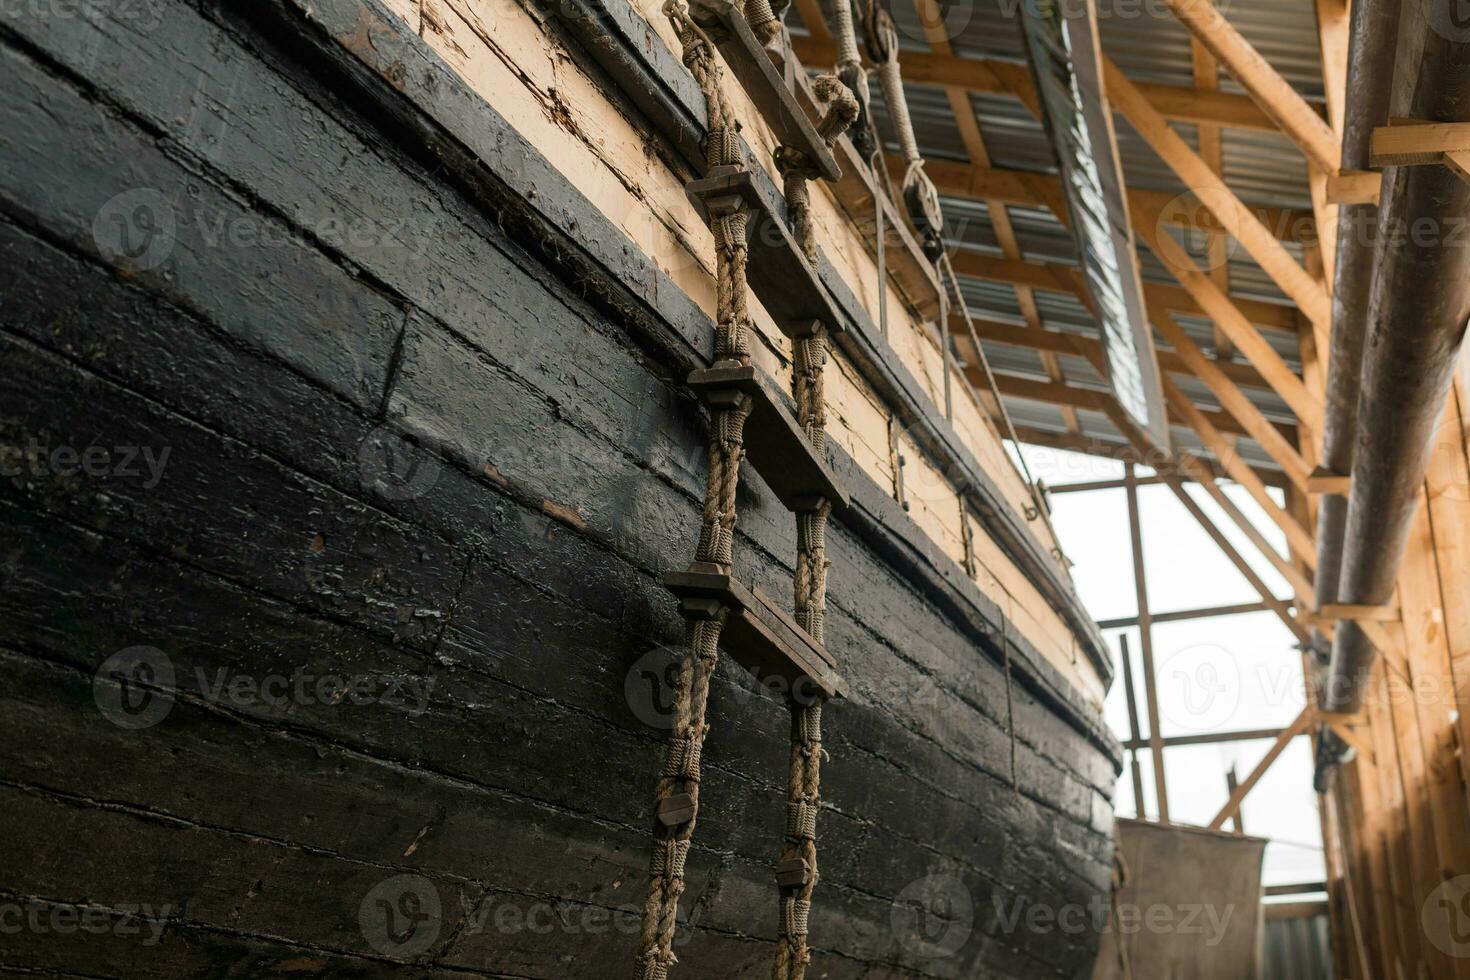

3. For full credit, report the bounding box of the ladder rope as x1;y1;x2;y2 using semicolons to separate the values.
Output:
639;7;753;978
641;8;852;979
770;81;850;978
863;1;943;258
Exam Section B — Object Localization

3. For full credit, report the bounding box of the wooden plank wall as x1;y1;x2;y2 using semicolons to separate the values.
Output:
397;0;1105;705
0;0;1123;971
1326;379;1470;980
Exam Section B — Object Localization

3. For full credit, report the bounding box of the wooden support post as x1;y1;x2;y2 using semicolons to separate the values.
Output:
1369;121;1470;166
1306;467;1352;494
1125;463;1170;824
1325;170;1382;204
1225;767;1243;834
1118;633;1148;819
1209;707;1313;830
1315;603;1400;623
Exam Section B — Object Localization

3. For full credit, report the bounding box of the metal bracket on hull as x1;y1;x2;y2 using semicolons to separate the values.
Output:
665;565;847;699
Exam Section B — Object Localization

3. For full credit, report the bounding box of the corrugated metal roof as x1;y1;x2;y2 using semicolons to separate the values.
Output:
800;0;1320;474
1262;909;1333;979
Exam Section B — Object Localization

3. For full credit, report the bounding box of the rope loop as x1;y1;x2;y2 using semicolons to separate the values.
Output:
812;74;859;145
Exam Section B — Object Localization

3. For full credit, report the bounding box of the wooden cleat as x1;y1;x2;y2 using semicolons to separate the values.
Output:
657;793;697;827
686;363;847;513
685;166;845;336
665;566;846;699
775;857;811;887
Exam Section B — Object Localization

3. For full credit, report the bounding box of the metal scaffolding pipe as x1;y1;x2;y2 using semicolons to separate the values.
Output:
1311;0;1401;641
1320;1;1470;720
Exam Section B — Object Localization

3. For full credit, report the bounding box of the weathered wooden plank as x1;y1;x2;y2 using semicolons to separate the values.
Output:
0;39;401;412
0;335;465;648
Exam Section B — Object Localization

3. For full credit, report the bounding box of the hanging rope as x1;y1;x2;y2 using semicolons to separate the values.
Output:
744;0;784;47
643;8;856;980
864;1;944;259
937;251;1059;541
770;74;853;980
829;0;874;158
638;7;754;979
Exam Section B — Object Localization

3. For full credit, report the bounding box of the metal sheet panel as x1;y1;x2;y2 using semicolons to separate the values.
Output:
1017;0;1170;448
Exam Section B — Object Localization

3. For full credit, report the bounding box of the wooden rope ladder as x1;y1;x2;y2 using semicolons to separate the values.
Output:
637;6;855;979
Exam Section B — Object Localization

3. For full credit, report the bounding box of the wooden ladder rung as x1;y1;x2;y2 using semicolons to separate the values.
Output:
686;166;845;335
688;363;848;514
665;564;847;699
687;0;840;181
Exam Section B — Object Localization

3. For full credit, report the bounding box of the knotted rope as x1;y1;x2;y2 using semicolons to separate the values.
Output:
829;0;874;157
644;11;854;977
864;1;944;259
775;77;855;266
744;0;785;47
770;77;853;980
638;7;755;979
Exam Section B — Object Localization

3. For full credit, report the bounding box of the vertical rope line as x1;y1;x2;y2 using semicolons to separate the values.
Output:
769;77;852;980
1001;607;1017;794
638;7;755;978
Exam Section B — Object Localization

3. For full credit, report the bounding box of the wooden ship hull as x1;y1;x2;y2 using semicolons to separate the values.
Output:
0;0;1121;975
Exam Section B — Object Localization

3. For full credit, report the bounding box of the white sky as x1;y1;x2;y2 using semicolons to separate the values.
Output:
1019;443;1327;888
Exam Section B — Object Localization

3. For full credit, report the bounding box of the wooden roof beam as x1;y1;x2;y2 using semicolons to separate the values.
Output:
966;318;1274;392
1161;373;1317;567
917;157;1314;244
1007;424;1292;490
1151;308;1312;489
1101;401;1312;644
1174;451;1315;599
1130;197;1322;427
908;0;1082;436
1105;58;1333;339
949;250;1302;334
988;369;1288;443
1210;708;1316;829
789;37;1303;134
1156;0;1341;174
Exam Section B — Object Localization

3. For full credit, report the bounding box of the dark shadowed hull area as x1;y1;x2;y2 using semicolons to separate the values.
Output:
0;0;1119;974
